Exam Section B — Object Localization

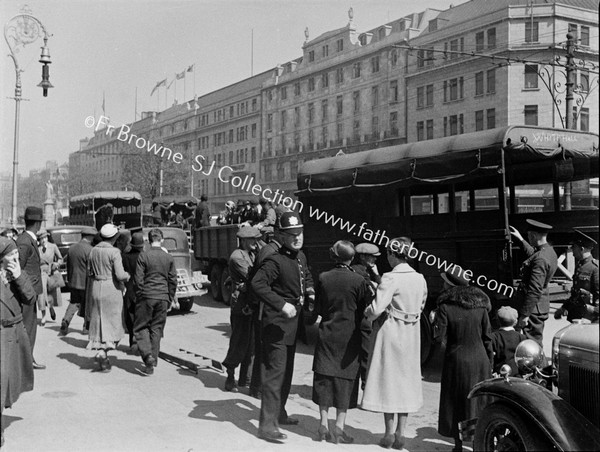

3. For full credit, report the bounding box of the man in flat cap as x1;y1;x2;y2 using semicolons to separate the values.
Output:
555;229;598;323
509;219;558;345
60;226;97;335
16;206;45;369
251;211;315;443
223;226;262;391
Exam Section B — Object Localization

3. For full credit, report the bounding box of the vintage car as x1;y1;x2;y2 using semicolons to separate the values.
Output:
142;227;207;313
464;322;600;451
47;225;90;288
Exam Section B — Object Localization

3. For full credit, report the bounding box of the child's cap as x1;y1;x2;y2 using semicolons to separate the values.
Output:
497;306;518;326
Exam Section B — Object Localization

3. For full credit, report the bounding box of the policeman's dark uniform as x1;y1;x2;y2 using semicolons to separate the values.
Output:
557;230;599;322
513;219;558;345
251;213;314;440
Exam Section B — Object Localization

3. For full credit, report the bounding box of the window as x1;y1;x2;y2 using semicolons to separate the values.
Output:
336;95;343;116
372;116;379;136
308;103;314;124
267;114;273;131
486;108;496;129
230;105;235;118
449;115;458;136
459;113;464;134
426;84;434;107
390;111;398;136
417;49;425;68
372;86;379;107
308;77;315;92
525;21;539;43
281;111;287;130
353;120;361;142
267;90;273;102
417;87;425;108
322;72;329;88
476;31;484;51
524;65;538;89
426;119;434;140
353;62;361;78
294;82;300;97
281;86;287;100
336;67;344;84
391;49;398;67
308;50;315;62
251;147;256;162
580;72;589;92
417;121;425;141
336;39;344;52
426;48;434;66
322;126;328;146
449;79;458;101
252;98;257;111
322;44;329;57
487;28;496;49
390;80;399;103
475;71;484;95
308;129;314;147
450;39;459;59
475;110;484;131
336;123;344;143
294;107;300;127
579;107;589;131
322;99;328;123
353;91;360;113
580;26;590;46
229;129;234;143
486;69;495;93
251;123;257;138
371;55;380;73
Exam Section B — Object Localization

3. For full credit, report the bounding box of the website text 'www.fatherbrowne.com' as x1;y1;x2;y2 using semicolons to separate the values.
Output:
85;116;514;298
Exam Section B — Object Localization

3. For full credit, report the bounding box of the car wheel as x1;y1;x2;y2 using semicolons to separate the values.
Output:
178;297;194;313
210;265;223;301
474;402;552;452
221;267;232;306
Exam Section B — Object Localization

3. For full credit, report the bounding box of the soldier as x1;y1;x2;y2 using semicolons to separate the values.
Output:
223;226;262;391
555;230;599;323
509;219;558;345
251;212;314;443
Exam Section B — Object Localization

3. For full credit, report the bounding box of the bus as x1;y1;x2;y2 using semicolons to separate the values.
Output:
296;126;598;362
69;191;143;230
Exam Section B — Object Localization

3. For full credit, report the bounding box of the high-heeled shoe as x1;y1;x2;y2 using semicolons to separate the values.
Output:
317;425;330;442
49;306;56;321
379;434;395;449
332;427;353;444
392;434;406;450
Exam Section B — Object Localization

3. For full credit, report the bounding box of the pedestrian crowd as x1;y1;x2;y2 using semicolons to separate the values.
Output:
1;203;598;449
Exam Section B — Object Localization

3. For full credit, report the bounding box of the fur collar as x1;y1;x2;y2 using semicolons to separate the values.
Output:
437;285;491;311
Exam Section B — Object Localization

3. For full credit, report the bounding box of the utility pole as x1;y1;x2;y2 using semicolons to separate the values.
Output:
564;33;575;210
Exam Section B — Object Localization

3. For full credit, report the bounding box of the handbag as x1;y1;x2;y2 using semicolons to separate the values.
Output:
47;270;66;291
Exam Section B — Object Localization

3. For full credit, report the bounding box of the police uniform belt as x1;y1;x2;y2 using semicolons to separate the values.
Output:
91;274;110;280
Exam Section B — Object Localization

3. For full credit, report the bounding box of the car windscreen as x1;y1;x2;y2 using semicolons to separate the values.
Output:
52;232;81;245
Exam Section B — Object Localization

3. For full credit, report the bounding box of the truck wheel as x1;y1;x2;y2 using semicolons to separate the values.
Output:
420;314;434;366
474;402;552;452
210;265;223;301
178;297;194;313
221;267;232;306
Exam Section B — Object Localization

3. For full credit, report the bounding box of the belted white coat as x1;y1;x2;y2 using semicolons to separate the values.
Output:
361;263;427;413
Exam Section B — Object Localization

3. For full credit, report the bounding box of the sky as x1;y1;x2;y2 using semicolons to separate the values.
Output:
1;0;453;176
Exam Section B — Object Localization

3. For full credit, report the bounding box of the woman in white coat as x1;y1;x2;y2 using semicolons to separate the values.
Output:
361;237;427;449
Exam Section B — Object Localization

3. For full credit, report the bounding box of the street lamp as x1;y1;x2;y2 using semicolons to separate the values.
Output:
4;6;52;227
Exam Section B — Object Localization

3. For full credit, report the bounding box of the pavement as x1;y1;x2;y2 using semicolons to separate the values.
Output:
0;293;570;452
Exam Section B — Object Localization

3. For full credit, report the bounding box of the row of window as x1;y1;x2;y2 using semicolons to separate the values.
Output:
196;123;257;149
416;109;496;141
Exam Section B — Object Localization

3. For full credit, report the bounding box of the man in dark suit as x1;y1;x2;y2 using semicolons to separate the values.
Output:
251;212;314;443
194;194;211;229
16;206;45;369
60;227;96;335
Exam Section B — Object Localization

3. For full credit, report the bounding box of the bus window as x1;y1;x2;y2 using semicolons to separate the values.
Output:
514;183;554;213
564;178;599;210
411;195;434;215
473;188;499;210
454;191;470;212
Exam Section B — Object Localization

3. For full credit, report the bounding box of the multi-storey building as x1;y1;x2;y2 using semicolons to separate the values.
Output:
69;0;598;214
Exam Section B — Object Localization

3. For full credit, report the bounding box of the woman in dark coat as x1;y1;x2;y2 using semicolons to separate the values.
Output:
1;238;36;447
312;240;370;443
436;268;493;452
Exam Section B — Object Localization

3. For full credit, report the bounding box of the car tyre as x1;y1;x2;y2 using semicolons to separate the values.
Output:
474;402;552;452
210;265;223;301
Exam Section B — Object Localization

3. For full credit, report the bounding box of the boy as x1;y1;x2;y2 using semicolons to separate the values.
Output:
491;306;526;375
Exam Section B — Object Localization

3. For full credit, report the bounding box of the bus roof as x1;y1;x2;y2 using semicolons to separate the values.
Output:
297;126;598;194
70;191;142;202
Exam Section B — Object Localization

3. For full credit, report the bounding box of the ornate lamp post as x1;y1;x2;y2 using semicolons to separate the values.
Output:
4;6;52;226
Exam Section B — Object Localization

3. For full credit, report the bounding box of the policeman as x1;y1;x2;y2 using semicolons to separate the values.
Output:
555;230;599;323
222;226;262;391
509;219;558;345
251;212;314;443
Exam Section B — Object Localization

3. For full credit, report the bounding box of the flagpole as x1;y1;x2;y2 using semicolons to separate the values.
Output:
251;29;254;77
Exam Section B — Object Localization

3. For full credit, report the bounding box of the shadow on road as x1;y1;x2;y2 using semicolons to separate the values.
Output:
56;351;146;375
189;398;259;437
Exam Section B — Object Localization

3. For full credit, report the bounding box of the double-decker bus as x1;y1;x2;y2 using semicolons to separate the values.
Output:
69;191;143;230
297;126;598;362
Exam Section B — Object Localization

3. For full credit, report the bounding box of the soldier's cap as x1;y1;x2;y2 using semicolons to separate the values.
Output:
277;211;303;235
237;226;262;239
329;240;355;262
355;243;381;256
440;265;470;287
24;206;44;221
497;306;518;326
81;227;98;236
36;230;49;239
100;223;119;239
571;229;597;249
526;219;552;233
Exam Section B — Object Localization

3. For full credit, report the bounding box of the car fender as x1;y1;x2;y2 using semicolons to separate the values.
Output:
469;377;600;451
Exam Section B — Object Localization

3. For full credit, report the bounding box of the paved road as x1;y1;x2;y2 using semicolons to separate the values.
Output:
1;293;569;452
